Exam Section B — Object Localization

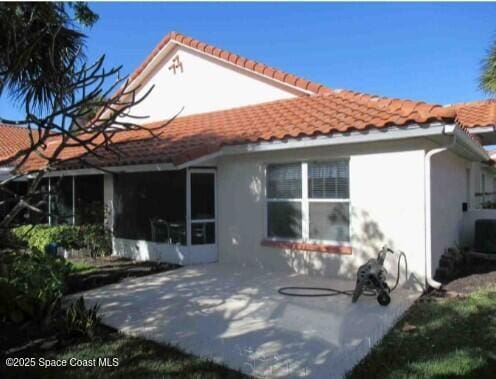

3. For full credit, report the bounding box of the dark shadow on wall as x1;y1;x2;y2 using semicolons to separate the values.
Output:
274;206;421;289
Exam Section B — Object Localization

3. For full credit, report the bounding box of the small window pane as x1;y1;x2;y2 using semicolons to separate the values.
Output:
267;202;302;239
191;222;215;245
309;202;349;242
267;164;302;199
191;173;215;220
308;161;349;199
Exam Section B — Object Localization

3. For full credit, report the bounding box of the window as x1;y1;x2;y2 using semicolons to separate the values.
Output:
466;168;471;206
266;161;350;243
267;163;303;239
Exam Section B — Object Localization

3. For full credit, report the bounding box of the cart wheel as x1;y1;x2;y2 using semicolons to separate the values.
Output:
377;291;391;306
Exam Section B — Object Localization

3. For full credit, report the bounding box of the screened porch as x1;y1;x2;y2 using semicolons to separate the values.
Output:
113;169;216;249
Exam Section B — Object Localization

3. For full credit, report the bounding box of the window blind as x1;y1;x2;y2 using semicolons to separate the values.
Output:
308;161;349;199
267;163;302;199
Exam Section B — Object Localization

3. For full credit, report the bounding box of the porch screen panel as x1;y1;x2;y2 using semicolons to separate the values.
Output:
191;173;215;220
50;176;74;225
29;178;49;225
114;170;186;244
0;179;48;225
190;173;216;245
75;175;104;225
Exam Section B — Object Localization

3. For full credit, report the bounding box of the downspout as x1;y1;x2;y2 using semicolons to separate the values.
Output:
424;125;457;289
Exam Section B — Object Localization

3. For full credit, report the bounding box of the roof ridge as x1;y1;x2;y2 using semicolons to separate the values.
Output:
452;98;496;107
127;30;333;96
334;88;444;107
0;122;29;130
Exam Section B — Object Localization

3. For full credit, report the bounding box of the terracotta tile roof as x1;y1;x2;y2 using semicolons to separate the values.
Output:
450;100;496;128
0;123;37;163
19;90;459;173
127;31;332;96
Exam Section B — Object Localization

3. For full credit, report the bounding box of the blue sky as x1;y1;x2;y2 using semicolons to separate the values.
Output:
2;2;496;120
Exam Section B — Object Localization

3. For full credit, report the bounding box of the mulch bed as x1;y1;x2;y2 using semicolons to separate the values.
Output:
441;270;496;295
428;257;496;298
66;256;179;294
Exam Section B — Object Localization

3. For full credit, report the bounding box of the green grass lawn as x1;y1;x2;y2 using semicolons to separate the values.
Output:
1;258;247;378
68;260;96;273
348;289;496;378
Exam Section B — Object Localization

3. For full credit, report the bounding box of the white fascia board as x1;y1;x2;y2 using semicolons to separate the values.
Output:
45;162;177;177
444;124;490;161
463;126;495;134
45;168;102;177
46;154;220;177
0;166;14;181
221;122;447;155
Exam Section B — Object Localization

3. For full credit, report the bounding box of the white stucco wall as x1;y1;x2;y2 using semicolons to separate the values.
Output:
119;45;300;123
113;237;217;265
217;139;428;287
429;151;470;275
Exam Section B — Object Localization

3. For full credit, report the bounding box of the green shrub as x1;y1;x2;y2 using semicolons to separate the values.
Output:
63;296;101;339
10;224;111;256
0;250;72;325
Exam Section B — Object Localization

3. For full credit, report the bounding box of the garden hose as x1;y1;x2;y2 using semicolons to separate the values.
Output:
278;250;407;298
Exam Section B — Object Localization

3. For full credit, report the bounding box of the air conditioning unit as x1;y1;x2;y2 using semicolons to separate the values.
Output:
474;219;496;254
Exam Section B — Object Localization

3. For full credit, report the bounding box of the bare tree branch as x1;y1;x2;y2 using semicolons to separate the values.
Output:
0;53;179;230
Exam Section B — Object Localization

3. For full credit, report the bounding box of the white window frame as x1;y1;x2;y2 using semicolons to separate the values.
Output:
481;173;486;205
187;168;217;247
265;160;351;246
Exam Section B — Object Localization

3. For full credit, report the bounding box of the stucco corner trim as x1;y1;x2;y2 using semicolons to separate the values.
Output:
261;239;352;255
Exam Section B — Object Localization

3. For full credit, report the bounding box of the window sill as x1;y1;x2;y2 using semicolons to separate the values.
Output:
261;239;352;255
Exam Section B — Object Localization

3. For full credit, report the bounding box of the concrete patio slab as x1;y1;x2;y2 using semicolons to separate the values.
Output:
79;263;420;378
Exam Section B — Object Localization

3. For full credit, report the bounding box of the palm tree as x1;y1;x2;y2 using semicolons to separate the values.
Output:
481;38;496;95
0;2;98;112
